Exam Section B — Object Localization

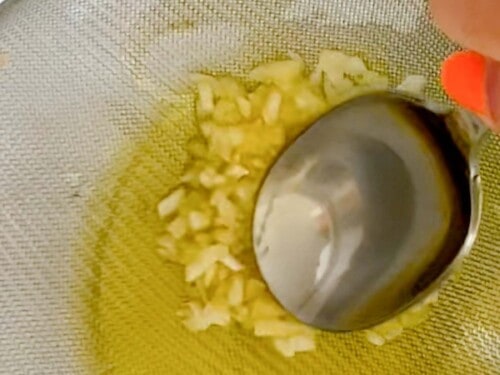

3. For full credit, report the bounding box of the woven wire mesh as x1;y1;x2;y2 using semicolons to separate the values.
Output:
0;0;499;374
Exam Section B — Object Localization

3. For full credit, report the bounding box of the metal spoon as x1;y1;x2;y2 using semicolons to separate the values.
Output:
252;92;487;331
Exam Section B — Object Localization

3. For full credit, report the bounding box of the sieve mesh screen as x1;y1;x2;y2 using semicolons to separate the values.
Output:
0;0;498;374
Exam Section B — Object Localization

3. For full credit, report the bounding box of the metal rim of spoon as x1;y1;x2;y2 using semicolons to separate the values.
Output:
252;91;488;332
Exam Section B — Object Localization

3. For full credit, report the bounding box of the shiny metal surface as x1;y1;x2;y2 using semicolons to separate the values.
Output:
253;93;486;331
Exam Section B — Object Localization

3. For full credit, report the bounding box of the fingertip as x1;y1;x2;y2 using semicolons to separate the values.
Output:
485;59;500;132
441;51;500;133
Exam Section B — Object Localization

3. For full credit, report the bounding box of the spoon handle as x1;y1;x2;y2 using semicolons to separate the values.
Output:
445;109;489;164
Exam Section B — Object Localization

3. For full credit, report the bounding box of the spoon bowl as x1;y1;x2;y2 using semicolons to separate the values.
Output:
252;92;486;331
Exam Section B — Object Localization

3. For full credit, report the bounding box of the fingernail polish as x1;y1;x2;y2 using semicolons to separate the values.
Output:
441;51;488;116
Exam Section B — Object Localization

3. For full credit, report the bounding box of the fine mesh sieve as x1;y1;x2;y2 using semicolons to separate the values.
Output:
0;0;498;374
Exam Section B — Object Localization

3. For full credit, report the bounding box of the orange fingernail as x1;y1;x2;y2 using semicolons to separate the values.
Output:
441;51;488;116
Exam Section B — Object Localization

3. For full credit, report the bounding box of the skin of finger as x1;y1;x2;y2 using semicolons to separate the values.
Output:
486;59;500;131
430;0;500;61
